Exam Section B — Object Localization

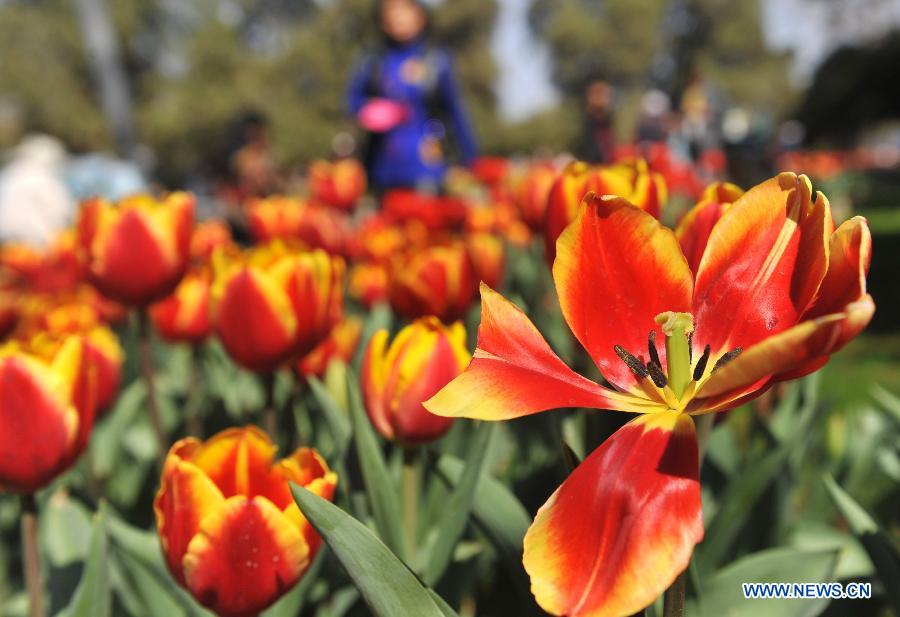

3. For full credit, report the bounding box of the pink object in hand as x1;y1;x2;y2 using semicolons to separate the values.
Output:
358;99;408;132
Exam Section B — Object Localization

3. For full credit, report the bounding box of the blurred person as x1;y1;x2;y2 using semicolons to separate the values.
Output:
577;80;616;164
679;74;720;162
0;135;74;247
346;0;478;194
635;89;672;146
215;111;280;209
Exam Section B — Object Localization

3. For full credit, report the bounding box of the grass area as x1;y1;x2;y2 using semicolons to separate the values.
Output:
818;333;900;409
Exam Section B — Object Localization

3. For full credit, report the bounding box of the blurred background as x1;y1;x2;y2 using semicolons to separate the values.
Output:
0;0;897;400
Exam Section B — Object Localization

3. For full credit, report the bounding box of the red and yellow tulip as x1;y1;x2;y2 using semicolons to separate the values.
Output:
77;193;194;306
675;181;744;274
543;159;665;265
190;220;233;262
0;334;97;492
426;173;873;617
150;268;213;344
388;243;477;324
362;317;470;445
514;162;557;230
154;427;337;617
466;233;505;290
308;158;367;211
211;242;344;372
348;262;390;309
297;317;363;378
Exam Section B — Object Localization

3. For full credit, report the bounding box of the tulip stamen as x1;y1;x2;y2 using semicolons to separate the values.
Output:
692;344;711;381
647;330;662;368
614;345;649;380
712;347;743;372
647;360;668;388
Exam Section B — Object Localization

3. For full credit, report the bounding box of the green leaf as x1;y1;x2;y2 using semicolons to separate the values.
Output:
694;445;789;575
429;590;460;617
422;424;494;585
346;369;406;558
290;485;446;617
435;455;536;612
58;503;111;617
40;494;92;568
688;547;840;617
824;475;900;614
309;377;352;459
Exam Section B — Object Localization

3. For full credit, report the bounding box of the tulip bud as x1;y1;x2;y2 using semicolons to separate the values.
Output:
211;242;344;373
154;427;337;617
361;317;470;445
389;243;477;324
514;162;557;230
77;193;194;306
190;220;233;262
466;233;505;290
309;158;367;211
0;335;96;492
348;262;389;309
150;268;213;344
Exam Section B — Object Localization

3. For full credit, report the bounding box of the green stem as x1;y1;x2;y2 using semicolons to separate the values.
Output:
402;448;420;564
185;344;205;438
138;310;167;457
21;494;45;617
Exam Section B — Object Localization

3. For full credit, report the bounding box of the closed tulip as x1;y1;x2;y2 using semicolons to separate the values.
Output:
154;427;337;617
150;268;213;344
466;233;505;289
389;243;477;324
308;158;366;211
211;242;344;372
77;193;194;306
0;334;96;492
361;317;470;445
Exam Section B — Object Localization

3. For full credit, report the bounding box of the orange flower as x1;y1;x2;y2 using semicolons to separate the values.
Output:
0;231;85;294
297;317;363;378
211;242;344;372
513;162;557;230
308;158;367;211
154;427;337;617
0;334;96;492
77;193;194;306
246;196;303;243
427;173;874;617
361;317;470;445
348;262;389;309
466;233;505;289
544;159;665;264
190;220;233;262
388;242;477;323
150;268;213;344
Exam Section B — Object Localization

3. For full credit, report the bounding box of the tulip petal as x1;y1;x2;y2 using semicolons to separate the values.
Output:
183;495;309;617
693;173;831;355
695;296;875;403
553;194;693;391
213;268;298;372
153;439;225;582
675;182;744;274
0;356;79;492
280;448;338;556
805;217;872;319
190;427;297;508
523;412;703;617
425;285;658;421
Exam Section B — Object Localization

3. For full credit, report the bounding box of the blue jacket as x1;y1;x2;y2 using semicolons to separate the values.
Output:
347;40;478;190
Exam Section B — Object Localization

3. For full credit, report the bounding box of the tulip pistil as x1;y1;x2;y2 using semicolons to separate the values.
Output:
655;311;694;399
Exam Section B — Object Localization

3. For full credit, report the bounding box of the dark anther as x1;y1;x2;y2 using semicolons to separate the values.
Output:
713;347;743;372
647;330;661;368
647;361;668;388
614;345;649;379
693;344;711;381
687;331;693;364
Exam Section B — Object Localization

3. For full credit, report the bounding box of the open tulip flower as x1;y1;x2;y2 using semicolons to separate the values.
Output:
426;173;874;617
389;243;478;324
0;334;96;492
150;267;213;344
211;241;344;373
77;193;194;306
154;427;337;617
362;317;470;445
